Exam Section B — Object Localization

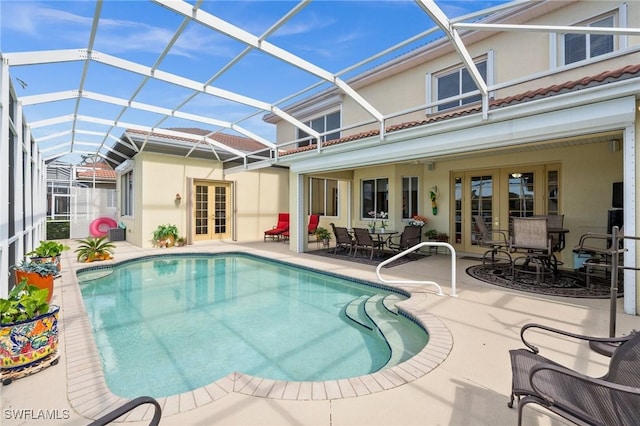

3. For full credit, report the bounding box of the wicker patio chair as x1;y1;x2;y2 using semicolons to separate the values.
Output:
330;223;354;255
472;215;512;270
352;227;385;260
508;323;640;426
387;225;422;253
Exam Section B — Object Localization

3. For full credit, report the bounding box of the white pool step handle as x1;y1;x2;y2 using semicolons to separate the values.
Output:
375;242;457;297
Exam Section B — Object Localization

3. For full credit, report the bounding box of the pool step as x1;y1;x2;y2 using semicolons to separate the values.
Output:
344;295;374;331
364;295;406;368
382;293;402;315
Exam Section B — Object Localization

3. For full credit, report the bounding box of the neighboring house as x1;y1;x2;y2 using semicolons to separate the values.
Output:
46;161;118;238
263;1;638;311
110;128;289;247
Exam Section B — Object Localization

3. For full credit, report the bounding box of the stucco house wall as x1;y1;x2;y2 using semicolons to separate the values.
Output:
273;1;640;140
344;139;622;268
117;152;289;247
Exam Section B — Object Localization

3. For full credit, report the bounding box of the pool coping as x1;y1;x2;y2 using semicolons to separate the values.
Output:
64;248;453;423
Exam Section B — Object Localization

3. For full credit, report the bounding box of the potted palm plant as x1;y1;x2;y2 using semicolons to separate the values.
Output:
12;261;59;303
0;280;60;383
26;240;70;271
75;236;115;262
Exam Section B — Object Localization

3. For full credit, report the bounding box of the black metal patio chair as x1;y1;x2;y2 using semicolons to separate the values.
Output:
508;323;640;426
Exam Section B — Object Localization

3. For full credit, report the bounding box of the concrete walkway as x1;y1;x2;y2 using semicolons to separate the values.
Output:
2;240;638;426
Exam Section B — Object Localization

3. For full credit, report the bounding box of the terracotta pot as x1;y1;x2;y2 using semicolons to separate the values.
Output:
14;271;54;303
0;306;60;370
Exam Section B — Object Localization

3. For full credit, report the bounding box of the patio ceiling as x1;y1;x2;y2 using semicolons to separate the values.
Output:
2;0;637;170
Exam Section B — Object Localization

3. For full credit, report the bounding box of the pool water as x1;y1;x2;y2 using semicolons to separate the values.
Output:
77;253;428;398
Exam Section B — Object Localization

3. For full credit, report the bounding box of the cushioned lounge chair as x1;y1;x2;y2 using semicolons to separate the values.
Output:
308;214;320;236
281;214;320;241
264;213;289;242
508;323;640;426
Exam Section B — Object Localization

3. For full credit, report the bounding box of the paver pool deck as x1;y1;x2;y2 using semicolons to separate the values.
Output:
2;240;638;426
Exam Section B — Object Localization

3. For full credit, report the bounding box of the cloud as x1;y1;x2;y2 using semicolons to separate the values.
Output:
271;13;336;38
2;2;237;59
2;2;93;36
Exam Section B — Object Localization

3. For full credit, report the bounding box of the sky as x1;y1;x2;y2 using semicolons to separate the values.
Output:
0;0;509;164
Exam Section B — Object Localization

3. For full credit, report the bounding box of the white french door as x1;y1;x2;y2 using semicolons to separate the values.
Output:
193;181;231;241
453;165;559;253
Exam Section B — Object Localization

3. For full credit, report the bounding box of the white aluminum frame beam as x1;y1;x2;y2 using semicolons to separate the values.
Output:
3;49;319;142
30;114;248;159
415;0;488;98
154;0;384;124
22;89;276;149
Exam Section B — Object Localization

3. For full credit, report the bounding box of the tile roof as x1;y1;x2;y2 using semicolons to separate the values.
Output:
126;127;268;153
76;162;117;180
281;63;640;156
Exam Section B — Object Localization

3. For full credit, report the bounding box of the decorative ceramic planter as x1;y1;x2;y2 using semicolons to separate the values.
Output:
14;271;54;303
0;306;60;370
30;255;61;271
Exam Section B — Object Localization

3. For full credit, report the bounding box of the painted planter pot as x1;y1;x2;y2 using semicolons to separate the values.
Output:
30;255;61;271
0;306;60;370
14;271;54;303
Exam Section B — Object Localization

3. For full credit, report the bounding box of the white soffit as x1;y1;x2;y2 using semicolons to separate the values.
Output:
285;95;637;173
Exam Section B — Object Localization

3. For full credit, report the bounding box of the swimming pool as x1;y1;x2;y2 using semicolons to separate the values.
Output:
77;253;428;398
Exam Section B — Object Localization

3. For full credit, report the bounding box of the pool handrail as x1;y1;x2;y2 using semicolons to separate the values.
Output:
87;396;161;426
375;241;457;297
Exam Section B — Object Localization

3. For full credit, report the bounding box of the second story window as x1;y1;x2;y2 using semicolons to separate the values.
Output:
436;60;487;112
296;111;341;147
564;15;614;65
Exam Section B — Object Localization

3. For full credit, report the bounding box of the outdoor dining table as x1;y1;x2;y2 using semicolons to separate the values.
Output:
369;229;398;252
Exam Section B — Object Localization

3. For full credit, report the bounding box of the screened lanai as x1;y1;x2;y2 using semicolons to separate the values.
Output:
1;0;640;317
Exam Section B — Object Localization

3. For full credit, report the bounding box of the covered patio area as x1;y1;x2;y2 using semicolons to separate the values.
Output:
3;240;635;425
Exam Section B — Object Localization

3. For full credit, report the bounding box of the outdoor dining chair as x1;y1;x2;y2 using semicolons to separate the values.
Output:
472;215;512;270
387;225;422;253
546;214;565;252
510;217;558;284
352;227;385;260
330;223;355;255
508;323;640;426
